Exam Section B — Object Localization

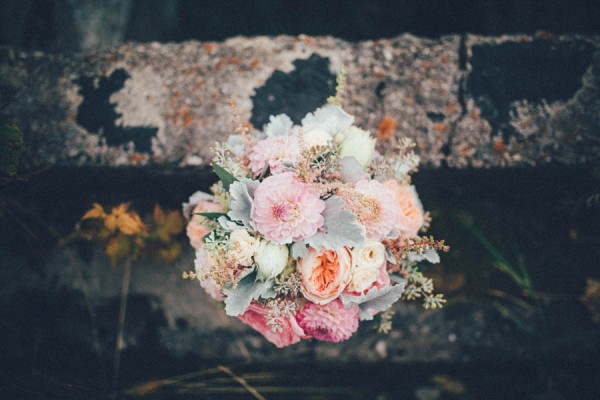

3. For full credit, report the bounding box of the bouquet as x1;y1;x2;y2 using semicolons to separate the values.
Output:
182;78;448;348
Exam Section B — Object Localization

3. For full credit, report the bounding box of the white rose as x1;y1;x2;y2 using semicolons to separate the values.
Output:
339;126;376;167
254;240;289;280
229;228;259;267
303;127;332;148
348;241;386;292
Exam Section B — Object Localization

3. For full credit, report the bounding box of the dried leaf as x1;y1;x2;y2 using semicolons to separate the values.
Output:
82;203;106;220
159;242;182;263
106;235;131;267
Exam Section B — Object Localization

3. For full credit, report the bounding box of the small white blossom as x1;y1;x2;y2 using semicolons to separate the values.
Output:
254;240;289;280
229;228;259;267
348;241;386;292
339;126;376;167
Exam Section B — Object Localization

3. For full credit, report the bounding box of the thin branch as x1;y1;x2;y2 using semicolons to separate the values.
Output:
217;365;267;400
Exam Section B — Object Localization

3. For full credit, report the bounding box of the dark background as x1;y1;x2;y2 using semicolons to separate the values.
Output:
1;0;599;53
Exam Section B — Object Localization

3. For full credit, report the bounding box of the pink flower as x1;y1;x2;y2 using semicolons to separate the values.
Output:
296;299;359;342
247;135;301;177
194;248;225;301
297;247;353;305
385;180;424;238
251;172;325;244
186;200;223;249
237;301;306;348
351;179;399;241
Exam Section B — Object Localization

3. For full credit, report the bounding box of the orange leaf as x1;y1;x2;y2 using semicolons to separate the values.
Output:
118;211;146;236
377;116;396;141
159;242;182;263
81;203;106;220
153;204;166;225
106;235;131;267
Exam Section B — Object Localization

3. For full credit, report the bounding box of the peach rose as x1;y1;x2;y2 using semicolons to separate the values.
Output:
298;247;353;305
186;201;224;249
237;301;306;348
385;180;424;238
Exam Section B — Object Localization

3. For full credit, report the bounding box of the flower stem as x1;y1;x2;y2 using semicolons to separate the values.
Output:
112;258;132;395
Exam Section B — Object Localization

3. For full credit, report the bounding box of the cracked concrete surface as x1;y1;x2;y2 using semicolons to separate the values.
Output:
1;34;599;169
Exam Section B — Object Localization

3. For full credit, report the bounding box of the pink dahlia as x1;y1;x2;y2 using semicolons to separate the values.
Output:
251;172;325;244
296;299;359;342
350;179;399;241
247;135;301;177
237;301;306;348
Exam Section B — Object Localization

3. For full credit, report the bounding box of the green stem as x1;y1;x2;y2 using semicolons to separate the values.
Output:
112;258;132;396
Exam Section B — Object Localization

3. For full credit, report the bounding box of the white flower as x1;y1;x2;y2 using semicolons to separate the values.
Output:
229;228;259;267
227;134;245;157
265;114;293;137
348;241;386;292
254;240;289;280
302;127;332;148
339;126;376;167
301;106;354;136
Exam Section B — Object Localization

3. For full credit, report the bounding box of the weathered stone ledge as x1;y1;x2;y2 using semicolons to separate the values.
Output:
1;33;599;170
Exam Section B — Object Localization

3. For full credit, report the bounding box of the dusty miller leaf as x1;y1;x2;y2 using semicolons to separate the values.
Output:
338;156;368;184
291;242;309;259
302;196;365;251
224;271;275;316
227;179;259;230
340;283;407;321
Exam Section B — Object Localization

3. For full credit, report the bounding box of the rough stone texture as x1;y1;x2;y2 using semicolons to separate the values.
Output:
2;34;598;170
0;245;547;366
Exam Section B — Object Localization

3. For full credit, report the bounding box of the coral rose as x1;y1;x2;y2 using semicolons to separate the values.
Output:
296;299;359;342
385;180;424;238
237;301;306;348
186;200;224;249
297;247;353;305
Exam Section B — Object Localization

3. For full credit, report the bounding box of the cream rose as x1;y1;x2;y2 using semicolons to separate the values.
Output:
348;241;387;292
229;228;259;267
385;180;424;238
339;126;376;167
254;240;289;280
297;247;353;305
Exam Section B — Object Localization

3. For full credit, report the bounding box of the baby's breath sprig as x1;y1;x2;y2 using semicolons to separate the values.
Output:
327;67;347;107
374;309;395;334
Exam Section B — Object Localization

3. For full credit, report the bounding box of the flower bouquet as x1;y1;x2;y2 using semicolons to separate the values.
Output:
183;78;448;348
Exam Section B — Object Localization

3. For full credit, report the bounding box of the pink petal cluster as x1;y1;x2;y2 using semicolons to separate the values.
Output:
296;299;359;342
194;248;225;301
251;172;325;244
186;200;224;249
385;180;424;238
247;135;301;177
353;179;399;241
238;301;306;348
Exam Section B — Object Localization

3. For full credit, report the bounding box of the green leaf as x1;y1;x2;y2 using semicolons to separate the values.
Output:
194;212;227;221
0;118;23;177
213;164;237;191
